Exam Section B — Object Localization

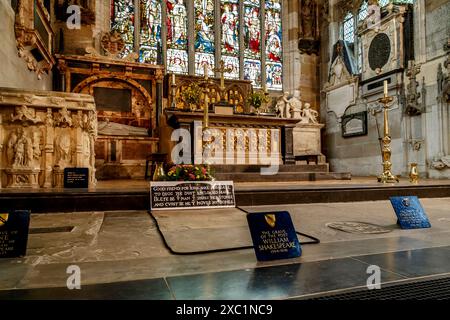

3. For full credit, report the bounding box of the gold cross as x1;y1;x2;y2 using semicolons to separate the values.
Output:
213;60;233;91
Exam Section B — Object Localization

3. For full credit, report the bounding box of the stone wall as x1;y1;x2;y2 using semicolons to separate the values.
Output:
0;0;52;90
322;0;450;178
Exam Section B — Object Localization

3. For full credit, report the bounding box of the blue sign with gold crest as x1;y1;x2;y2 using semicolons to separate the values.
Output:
390;196;431;230
247;211;301;261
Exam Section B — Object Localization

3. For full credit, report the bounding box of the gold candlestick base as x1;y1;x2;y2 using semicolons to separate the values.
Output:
378;172;399;184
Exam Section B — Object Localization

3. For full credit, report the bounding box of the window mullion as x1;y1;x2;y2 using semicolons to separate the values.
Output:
161;0;167;69
214;0;221;77
134;0;140;54
239;0;244;80
261;2;267;90
188;0;195;75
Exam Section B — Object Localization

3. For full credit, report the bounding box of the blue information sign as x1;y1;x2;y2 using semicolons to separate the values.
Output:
247;211;301;261
390;196;431;230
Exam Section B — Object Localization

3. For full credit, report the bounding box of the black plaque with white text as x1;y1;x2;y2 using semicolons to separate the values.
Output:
150;181;235;210
0;211;30;258
64;168;89;189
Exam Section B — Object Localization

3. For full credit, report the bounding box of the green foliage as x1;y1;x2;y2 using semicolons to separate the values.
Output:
247;91;268;109
181;83;202;105
164;163;215;181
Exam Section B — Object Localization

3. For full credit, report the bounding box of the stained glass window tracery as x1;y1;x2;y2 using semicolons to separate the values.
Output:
111;0;284;90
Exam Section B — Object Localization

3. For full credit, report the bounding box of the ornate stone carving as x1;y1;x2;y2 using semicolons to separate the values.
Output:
14;0;55;79
101;31;126;56
11;105;43;125
405;60;422;116
0;88;97;189
54;108;73;127
432;156;450;170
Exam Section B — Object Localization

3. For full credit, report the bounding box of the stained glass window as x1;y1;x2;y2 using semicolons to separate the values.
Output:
111;0;284;90
194;0;215;76
111;0;135;57
342;12;354;43
265;0;283;90
358;1;368;21
379;0;389;6
166;0;188;73
221;0;240;79
139;0;162;64
244;0;262;87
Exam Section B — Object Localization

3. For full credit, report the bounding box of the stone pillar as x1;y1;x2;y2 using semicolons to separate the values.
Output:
283;0;301;94
43;108;54;188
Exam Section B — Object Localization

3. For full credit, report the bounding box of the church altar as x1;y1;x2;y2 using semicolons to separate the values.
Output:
161;110;300;165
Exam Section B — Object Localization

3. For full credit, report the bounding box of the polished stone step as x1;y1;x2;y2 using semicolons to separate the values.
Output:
2;182;450;213
211;164;330;173
214;172;351;182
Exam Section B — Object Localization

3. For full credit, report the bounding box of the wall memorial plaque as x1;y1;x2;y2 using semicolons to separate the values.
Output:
94;87;132;112
150;181;235;211
368;33;391;72
247;211;301;261
390;196;431;230
0;211;31;258
342;112;368;138
64;168;89;189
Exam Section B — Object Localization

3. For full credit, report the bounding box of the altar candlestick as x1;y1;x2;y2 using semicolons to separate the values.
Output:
204;64;209;80
204;94;209;128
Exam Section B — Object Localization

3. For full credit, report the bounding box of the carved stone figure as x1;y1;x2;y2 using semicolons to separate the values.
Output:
276;92;290;118
10;129;33;168
405;60;422;115
55;133;72;167
289;90;303;119
300;103;319;124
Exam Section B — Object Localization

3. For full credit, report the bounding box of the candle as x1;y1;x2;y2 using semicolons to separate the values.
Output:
172;74;176;85
204;64;208;79
383;80;388;97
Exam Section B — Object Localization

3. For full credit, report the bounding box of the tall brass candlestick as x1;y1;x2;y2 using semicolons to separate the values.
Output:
203;90;209;128
377;81;399;183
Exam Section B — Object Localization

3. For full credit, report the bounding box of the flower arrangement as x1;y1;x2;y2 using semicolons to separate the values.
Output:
181;83;202;106
163;163;215;181
247;90;269;110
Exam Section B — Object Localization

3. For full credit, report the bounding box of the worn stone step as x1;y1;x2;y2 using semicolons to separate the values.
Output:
211;164;330;173
214;172;351;182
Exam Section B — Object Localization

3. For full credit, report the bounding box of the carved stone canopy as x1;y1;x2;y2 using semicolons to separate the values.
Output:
14;0;55;79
